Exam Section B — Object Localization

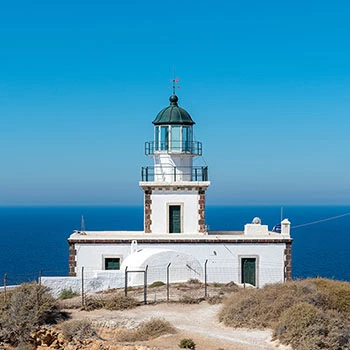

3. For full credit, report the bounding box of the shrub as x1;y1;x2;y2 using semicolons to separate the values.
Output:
136;318;175;340
187;279;201;284
178;338;196;349
179;294;201;304
274;302;324;349
81;295;105;311
105;294;138;310
149;281;166;288
58;288;79;300
219;279;350;350
114;318;175;342
275;303;350;350
310;278;350;314
61;319;97;343
219;279;348;328
0;283;59;346
207;295;224;304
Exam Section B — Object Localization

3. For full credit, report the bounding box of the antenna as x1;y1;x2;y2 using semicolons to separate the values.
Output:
81;215;86;235
280;206;284;221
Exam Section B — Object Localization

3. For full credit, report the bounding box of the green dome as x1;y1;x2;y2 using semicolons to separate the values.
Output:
152;95;195;125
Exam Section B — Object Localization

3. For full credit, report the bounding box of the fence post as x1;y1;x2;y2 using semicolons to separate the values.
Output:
81;266;85;307
3;274;7;303
124;266;128;296
144;265;148;305
204;259;208;298
167;263;171;302
38;270;42;286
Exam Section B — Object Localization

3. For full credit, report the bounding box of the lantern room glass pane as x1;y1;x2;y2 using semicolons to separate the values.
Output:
160;126;169;150
155;126;159;151
182;126;192;152
171;126;181;151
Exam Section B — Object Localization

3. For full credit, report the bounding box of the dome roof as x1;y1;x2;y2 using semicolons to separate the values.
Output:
152;94;195;125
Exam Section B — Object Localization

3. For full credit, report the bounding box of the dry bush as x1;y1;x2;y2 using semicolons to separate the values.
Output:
310;278;350;315
58;288;79;300
179;294;201;304
61;319;98;343
178;338;196;349
114;318;175;342
219;279;345;328
105;294;138;311
187;278;201;285
0;283;59;346
82;295;105;311
136;318;176;339
207;294;224;304
219;279;350;350
149;281;166;288
275;302;350;350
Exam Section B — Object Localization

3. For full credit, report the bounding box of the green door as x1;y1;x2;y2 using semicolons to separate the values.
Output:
169;205;181;233
241;258;256;286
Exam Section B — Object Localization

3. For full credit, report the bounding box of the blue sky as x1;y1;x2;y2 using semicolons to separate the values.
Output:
0;0;349;205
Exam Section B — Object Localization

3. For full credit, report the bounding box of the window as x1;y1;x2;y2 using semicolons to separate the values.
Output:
182;126;192;152
155;126;159;151
104;257;120;270
160;126;169;150
171;126;181;151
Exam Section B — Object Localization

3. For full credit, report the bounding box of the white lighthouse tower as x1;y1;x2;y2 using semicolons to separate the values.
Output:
139;92;210;234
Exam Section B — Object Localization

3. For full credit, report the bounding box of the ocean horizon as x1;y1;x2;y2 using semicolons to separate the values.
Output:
0;205;349;285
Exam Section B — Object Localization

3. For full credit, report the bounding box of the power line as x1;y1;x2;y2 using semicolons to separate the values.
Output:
291;212;350;229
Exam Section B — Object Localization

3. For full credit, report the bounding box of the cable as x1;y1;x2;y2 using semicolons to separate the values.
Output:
291;212;350;229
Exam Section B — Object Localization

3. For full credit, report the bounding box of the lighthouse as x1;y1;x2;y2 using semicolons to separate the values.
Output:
46;86;293;293
139;93;210;234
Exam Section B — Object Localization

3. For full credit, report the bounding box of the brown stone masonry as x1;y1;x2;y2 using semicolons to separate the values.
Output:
198;189;206;232
144;188;152;233
284;242;292;281
68;242;77;276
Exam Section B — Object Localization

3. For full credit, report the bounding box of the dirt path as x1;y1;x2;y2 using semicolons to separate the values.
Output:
66;302;290;350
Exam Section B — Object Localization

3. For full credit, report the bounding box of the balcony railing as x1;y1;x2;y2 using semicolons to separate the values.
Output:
145;141;202;156
141;166;209;182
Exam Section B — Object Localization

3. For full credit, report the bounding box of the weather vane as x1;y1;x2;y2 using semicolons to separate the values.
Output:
170;68;180;94
171;77;180;94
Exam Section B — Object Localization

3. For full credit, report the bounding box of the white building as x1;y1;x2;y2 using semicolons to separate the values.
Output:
44;92;292;294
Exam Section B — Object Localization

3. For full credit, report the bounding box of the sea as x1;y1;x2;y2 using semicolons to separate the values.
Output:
0;205;349;286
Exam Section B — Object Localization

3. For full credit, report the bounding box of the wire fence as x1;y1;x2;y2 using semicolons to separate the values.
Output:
1;262;285;306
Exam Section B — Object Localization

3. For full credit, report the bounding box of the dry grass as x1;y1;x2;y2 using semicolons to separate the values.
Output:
219;278;350;350
113;318;175;342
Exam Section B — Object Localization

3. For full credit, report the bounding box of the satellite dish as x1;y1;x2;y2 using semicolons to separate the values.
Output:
252;217;262;225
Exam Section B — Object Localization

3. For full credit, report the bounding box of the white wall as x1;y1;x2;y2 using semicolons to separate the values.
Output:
151;190;199;233
42;271;125;298
74;241;286;288
154;154;193;181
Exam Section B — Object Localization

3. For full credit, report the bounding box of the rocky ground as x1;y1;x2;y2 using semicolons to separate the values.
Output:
0;283;291;350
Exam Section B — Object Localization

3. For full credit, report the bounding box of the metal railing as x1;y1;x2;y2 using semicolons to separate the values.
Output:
141;166;208;182
145;141;202;156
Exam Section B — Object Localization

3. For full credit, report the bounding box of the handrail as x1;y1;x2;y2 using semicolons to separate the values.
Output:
141;166;208;182
145;141;202;156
